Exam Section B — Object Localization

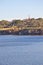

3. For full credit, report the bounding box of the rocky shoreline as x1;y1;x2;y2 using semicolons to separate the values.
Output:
0;29;43;35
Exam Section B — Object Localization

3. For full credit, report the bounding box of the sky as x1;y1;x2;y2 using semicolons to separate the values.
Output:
0;0;43;20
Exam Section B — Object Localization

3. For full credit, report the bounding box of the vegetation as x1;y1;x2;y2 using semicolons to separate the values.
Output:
0;20;10;28
0;18;43;28
0;18;43;35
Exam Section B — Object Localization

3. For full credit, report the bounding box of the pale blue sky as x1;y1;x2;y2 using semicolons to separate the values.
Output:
0;0;43;20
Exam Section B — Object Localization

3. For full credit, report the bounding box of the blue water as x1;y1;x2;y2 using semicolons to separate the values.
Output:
0;35;43;65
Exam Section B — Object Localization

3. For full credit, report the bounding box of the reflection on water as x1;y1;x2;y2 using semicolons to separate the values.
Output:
0;35;43;65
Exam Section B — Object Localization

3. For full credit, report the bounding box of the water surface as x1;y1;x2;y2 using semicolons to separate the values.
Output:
0;35;43;65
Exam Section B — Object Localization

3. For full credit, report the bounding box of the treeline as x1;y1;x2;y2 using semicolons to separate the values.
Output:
0;18;43;35
0;18;43;28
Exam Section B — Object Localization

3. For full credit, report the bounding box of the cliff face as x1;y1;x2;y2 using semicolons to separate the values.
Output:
0;18;43;35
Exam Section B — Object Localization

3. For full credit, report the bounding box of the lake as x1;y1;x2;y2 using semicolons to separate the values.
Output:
0;35;43;65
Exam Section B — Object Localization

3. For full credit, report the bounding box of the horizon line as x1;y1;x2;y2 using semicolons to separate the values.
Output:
0;17;43;21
